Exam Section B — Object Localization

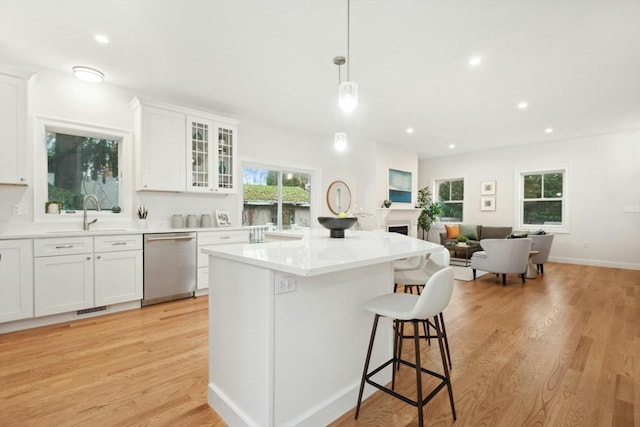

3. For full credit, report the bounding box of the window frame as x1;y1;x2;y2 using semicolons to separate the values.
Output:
240;160;319;230
434;177;465;223
515;167;569;233
33;117;133;224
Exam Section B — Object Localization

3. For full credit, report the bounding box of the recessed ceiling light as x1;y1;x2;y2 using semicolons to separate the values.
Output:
94;34;109;44
469;56;482;67
545;128;553;133
72;66;105;83
517;102;528;110
449;144;456;149
406;127;414;134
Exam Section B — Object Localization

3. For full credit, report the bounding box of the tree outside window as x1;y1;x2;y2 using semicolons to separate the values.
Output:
522;171;564;226
437;178;464;222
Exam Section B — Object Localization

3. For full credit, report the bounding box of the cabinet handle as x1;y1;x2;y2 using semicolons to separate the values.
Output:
220;236;231;239
20;177;25;182
55;245;74;249
97;255;102;260
111;242;128;246
86;257;91;260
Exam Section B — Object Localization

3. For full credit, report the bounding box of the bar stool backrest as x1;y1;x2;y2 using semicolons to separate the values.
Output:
403;266;454;321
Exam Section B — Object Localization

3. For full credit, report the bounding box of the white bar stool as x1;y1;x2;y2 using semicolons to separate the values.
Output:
356;266;456;427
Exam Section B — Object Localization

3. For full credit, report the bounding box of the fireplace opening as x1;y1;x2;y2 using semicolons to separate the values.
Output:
388;225;409;236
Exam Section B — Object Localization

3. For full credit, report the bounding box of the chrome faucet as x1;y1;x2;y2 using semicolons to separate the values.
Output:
83;194;101;230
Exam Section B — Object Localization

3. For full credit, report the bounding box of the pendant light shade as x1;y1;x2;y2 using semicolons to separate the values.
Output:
339;81;358;113
334;133;347;151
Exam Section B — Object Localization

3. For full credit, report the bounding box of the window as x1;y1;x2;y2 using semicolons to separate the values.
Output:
242;165;312;230
436;178;464;222
46;131;119;210
34;118;132;221
517;168;568;231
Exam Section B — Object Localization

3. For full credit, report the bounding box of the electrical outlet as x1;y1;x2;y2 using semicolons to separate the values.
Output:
12;204;27;216
275;276;297;294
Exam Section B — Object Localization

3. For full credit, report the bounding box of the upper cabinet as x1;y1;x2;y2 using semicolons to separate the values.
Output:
131;97;239;194
0;67;34;185
187;116;238;194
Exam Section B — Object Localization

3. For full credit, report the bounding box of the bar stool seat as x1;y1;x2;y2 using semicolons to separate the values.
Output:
356;267;457;427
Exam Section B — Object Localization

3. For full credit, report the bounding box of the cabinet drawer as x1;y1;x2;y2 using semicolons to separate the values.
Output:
34;237;93;257
94;235;142;253
198;230;249;246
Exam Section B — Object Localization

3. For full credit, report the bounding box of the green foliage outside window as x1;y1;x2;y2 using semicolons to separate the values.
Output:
522;171;564;225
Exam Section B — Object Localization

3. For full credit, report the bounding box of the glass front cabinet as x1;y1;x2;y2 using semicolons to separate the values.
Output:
187;116;238;194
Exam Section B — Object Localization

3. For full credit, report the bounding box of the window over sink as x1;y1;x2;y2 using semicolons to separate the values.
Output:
33;117;132;222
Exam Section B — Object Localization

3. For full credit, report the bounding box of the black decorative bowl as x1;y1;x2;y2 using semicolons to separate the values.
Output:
317;217;358;238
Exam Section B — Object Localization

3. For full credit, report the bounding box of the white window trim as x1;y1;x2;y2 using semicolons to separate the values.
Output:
514;166;570;234
432;176;465;223
239;159;320;230
33;117;133;224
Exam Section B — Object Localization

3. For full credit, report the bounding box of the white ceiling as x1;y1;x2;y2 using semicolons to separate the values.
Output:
1;0;639;159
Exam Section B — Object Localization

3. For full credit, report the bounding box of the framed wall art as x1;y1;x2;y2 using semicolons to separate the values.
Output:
388;168;412;203
215;210;231;226
480;196;496;211
480;180;496;195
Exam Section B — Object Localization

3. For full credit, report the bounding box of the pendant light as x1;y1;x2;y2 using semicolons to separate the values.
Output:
334;132;347;152
338;0;357;113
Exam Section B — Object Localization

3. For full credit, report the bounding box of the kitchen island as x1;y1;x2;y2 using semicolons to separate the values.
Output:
202;230;441;427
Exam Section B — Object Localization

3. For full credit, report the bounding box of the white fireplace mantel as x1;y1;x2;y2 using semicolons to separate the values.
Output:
377;208;422;238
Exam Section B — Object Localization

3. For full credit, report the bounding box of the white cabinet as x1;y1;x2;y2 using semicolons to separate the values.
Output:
132;97;239;193
186;116;238;194
0;240;33;322
94;235;143;306
197;229;249;290
0;69;32;185
132;99;186;192
34;237;94;316
34;235;143;316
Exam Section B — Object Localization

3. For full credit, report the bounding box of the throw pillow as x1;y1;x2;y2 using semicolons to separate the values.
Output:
445;224;459;239
459;224;478;240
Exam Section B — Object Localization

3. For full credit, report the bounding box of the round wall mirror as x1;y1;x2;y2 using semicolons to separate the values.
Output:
326;180;352;215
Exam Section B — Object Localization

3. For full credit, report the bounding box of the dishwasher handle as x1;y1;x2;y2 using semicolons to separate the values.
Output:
145;235;195;242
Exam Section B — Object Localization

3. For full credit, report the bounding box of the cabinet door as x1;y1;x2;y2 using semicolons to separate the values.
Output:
214;123;237;194
95;250;143;305
0;73;28;185
186;116;215;192
0;240;33;322
137;105;186;191
34;254;94;316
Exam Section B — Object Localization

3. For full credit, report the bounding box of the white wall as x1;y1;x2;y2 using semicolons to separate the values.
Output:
0;66;368;231
419;130;640;269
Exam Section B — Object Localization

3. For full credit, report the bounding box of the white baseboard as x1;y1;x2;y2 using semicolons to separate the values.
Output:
0;300;141;334
550;256;640;271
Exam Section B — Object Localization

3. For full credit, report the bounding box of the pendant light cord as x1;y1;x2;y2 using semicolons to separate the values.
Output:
347;0;351;81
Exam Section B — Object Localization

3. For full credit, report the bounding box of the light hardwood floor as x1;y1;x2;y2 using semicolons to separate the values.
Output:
1;263;638;426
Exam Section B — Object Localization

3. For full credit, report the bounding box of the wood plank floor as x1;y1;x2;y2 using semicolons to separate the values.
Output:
1;263;638;426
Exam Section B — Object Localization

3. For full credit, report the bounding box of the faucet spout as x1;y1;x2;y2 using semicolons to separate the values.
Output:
83;195;101;230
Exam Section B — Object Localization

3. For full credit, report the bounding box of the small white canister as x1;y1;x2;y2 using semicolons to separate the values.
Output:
201;214;212;228
186;214;198;228
172;214;185;228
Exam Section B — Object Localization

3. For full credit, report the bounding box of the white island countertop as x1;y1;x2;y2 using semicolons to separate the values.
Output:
202;229;441;277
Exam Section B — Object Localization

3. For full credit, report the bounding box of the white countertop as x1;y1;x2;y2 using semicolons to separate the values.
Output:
202;230;442;277
0;226;246;240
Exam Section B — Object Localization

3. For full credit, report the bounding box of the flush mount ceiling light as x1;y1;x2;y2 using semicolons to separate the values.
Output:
469;56;482;67
449;144;456;149
335;0;358;113
334;132;347;152
517;101;528;110
94;34;109;44
72;66;104;83
406;127;414;134
545;128;554;133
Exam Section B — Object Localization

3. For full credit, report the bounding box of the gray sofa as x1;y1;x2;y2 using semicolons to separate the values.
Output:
439;224;513;255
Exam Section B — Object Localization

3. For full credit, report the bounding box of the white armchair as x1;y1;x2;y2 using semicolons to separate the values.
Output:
529;234;554;274
471;238;532;285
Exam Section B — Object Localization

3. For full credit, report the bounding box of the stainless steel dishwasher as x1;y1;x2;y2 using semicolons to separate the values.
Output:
142;232;196;306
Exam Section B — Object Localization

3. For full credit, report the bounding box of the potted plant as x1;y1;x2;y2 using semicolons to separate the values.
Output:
456;235;469;246
416;186;443;241
136;205;148;228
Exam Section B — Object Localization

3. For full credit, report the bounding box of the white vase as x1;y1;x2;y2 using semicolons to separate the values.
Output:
136;218;148;229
